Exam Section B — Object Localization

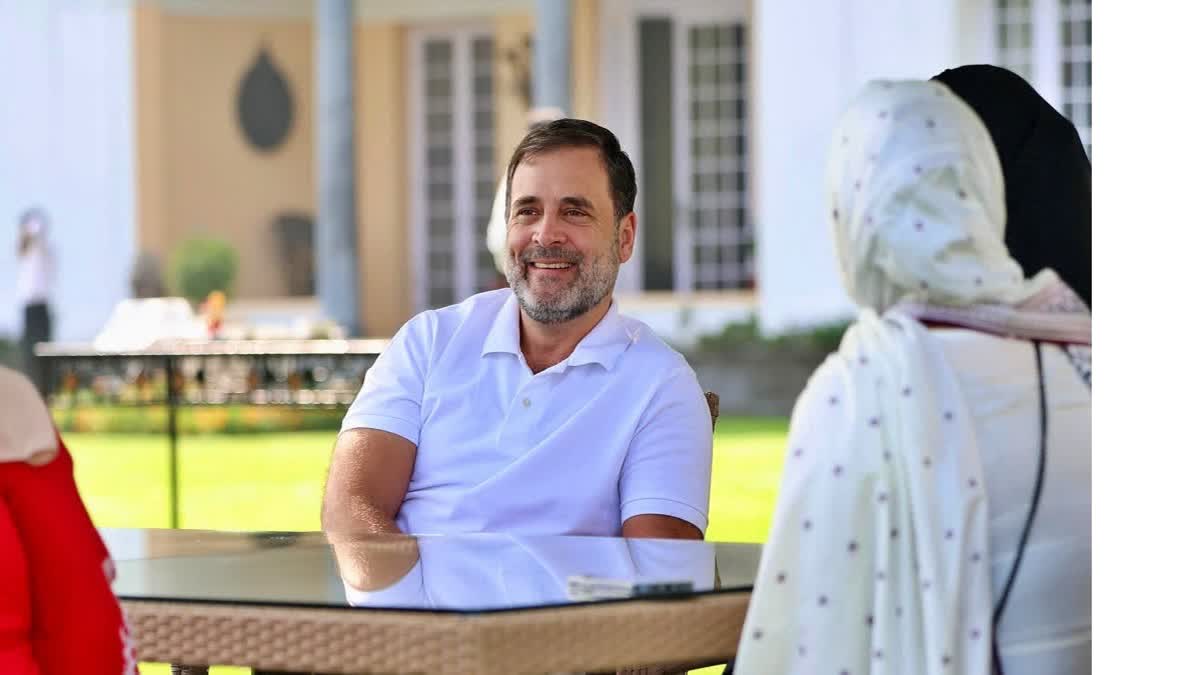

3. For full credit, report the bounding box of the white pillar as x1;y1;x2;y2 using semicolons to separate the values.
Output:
315;0;360;335
0;0;136;341
753;0;965;334
533;0;572;114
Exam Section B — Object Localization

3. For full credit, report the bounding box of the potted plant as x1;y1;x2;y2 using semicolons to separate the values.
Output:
169;237;237;338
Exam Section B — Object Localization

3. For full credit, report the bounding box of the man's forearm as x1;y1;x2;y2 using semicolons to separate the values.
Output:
321;495;402;535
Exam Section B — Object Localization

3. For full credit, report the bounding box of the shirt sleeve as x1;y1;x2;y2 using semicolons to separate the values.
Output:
619;366;714;534
340;312;433;446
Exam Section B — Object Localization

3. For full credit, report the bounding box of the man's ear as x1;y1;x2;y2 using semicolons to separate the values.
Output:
618;211;637;264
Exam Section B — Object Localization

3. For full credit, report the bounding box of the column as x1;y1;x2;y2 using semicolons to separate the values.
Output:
533;0;572;114
315;0;360;335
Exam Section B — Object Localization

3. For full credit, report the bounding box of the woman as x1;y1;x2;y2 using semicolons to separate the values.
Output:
933;65;1091;307
734;81;1090;674
16;208;56;397
0;365;138;673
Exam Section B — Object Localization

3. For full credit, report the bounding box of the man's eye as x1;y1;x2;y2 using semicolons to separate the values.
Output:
516;208;537;217
565;209;586;217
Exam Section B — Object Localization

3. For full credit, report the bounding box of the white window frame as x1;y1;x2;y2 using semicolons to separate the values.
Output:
672;14;751;292
599;0;751;294
993;0;1037;83
408;23;495;311
1057;0;1091;153
988;0;1091;151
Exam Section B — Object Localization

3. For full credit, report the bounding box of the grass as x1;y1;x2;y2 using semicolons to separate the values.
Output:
64;416;788;674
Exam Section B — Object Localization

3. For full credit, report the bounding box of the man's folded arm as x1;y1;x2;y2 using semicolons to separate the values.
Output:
324;314;430;535
619;366;714;540
322;428;417;534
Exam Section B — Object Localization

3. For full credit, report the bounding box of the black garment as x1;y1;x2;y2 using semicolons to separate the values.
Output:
933;65;1092;307
20;301;52;398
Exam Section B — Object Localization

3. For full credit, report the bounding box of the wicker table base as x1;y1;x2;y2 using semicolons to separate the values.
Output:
129;591;748;674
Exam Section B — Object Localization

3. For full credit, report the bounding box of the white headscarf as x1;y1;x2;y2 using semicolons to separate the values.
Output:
735;80;1089;675
0;365;59;463
827;79;1090;342
828;79;1037;311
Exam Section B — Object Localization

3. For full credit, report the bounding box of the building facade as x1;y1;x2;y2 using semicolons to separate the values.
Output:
0;0;1090;343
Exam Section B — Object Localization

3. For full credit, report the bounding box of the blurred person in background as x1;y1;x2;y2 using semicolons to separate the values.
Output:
15;208;56;397
0;365;138;673
732;80;1090;674
129;251;168;299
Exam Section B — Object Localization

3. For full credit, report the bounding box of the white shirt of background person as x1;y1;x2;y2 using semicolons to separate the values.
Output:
16;218;54;306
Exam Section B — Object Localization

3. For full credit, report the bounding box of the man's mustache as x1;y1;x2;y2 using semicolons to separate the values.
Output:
517;246;584;265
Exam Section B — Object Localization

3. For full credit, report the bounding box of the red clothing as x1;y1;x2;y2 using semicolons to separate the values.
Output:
0;438;136;674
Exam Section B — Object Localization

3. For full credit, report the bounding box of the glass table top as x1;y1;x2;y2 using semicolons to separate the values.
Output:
100;528;763;614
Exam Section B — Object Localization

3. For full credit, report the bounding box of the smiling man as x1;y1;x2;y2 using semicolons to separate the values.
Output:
322;119;713;540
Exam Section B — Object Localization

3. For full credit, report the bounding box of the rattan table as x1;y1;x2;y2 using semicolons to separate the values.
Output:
102;529;761;674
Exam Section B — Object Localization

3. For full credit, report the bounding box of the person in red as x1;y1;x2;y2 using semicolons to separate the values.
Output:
1;365;137;674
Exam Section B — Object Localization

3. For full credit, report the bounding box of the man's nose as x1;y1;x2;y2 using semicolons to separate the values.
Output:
531;212;567;247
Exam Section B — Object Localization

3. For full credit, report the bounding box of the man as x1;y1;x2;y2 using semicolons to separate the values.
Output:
322;119;712;540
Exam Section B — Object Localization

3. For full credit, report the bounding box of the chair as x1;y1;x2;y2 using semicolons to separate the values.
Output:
705;391;720;431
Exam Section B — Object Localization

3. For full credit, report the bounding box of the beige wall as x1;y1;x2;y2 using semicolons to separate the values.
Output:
135;12;414;336
134;5;169;259
571;0;600;122
134;7;603;336
492;13;535;182
157;14;316;300
355;24;412;337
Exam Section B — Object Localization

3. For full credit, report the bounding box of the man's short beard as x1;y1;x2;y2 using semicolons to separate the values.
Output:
506;236;620;325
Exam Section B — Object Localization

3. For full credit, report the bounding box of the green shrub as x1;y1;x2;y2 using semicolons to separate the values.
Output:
169;237;238;304
692;316;851;357
0;336;18;369
51;404;345;434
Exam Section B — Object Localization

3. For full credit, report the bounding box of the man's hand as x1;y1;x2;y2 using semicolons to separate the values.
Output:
621;514;703;540
321;428;417;535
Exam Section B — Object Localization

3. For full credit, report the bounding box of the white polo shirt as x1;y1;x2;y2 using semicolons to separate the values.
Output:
340;289;713;537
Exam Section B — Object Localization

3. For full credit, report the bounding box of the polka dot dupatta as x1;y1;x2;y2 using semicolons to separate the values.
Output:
734;81;1043;674
735;310;992;675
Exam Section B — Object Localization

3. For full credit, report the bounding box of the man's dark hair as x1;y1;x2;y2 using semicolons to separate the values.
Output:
504;118;637;222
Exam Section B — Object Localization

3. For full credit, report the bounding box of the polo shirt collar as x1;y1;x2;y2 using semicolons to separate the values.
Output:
565;299;636;371
481;292;523;357
481;291;636;372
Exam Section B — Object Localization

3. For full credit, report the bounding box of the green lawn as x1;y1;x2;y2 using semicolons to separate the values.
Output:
65;416;788;674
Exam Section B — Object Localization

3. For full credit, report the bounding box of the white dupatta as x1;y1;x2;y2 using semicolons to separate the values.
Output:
735;80;1089;674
